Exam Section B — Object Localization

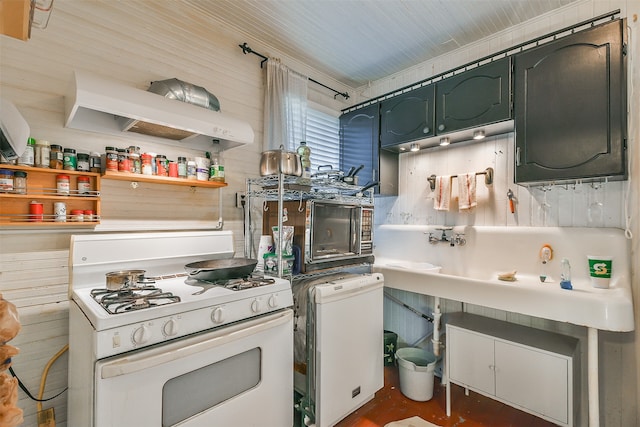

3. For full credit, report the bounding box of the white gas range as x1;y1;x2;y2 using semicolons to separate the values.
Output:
68;231;294;427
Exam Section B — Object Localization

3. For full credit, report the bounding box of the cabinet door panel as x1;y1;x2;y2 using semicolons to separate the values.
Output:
340;104;379;187
448;328;495;394
514;19;625;183
436;57;511;134
380;85;435;147
495;341;569;424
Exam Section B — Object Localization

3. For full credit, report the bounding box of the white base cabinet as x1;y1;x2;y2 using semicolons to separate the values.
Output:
446;313;579;426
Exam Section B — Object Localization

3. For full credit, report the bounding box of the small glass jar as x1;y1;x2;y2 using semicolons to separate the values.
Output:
156;155;168;176
0;169;14;193
177;156;187;178
35;140;51;168
63;148;77;171
50;144;64;169
13;171;27;194
83;209;94;221
77;176;91;195
90;152;102;173
127;146;141;174
187;160;197;180
105;147;118;171
17;138;35;166
70;209;84;222
77;152;90;172
56;174;70;195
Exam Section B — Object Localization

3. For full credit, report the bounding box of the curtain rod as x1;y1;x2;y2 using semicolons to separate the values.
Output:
239;42;350;100
342;9;620;112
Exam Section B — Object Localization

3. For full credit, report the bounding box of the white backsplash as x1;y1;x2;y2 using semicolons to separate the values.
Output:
375;132;628;230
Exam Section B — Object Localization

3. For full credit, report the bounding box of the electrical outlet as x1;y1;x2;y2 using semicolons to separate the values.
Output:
236;192;246;208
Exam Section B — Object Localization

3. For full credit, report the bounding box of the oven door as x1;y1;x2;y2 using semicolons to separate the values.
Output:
94;310;293;427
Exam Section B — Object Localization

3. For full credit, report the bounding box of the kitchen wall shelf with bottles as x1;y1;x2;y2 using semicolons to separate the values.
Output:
0;165;101;226
101;170;227;188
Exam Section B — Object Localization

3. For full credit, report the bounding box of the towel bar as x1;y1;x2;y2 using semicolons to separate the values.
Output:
427;167;494;191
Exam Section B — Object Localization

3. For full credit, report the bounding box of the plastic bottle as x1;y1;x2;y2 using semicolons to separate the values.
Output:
297;141;311;179
18;138;35;166
560;258;573;290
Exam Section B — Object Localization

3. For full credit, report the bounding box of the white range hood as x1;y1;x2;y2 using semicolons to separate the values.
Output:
64;71;254;151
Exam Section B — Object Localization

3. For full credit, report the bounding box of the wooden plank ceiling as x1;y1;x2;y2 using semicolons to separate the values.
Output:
183;0;581;87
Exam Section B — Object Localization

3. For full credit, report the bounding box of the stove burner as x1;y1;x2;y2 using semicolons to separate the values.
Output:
224;277;276;291
185;275;277;295
91;285;181;314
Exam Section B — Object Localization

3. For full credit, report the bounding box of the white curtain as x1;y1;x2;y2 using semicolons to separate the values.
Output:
263;59;308;151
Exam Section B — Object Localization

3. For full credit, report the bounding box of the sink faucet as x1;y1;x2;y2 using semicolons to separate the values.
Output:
426;227;466;246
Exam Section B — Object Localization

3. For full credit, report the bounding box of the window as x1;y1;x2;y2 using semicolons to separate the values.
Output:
305;107;340;171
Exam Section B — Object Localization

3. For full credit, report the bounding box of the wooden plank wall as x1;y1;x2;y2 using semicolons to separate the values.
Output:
1;250;69;427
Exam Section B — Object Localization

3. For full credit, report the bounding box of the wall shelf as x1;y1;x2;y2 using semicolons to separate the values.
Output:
101;170;227;188
0;164;101;227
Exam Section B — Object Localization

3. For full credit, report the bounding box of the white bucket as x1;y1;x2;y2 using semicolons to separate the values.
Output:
396;347;437;401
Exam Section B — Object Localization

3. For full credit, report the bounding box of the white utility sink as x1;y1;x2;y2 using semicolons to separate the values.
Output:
373;225;634;332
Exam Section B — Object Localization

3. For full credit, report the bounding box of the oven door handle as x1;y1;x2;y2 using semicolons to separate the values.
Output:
100;310;292;379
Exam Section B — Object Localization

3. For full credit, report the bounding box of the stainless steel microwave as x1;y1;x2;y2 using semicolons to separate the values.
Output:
262;199;374;273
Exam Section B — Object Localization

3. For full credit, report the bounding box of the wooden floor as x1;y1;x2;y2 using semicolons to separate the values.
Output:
335;366;557;427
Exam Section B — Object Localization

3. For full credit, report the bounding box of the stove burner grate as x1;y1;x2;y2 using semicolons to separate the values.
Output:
91;285;181;314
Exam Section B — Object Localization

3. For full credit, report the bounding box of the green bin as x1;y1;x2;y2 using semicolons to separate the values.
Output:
383;330;398;366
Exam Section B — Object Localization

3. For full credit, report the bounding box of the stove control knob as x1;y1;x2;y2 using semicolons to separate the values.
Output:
268;294;279;308
132;325;151;345
163;319;179;337
211;306;225;324
251;298;262;313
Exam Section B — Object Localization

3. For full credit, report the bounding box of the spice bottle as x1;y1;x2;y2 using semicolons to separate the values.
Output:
18;138;35;166
141;153;153;175
105;147;118;171
178;156;187;178
56;174;70;195
13;171;27;194
117;148;130;172
128;146;141;174
90;152;102;173
50;144;64;169
0;169;14;193
187;160;197;180
63;148;77;171
77;176;91;195
77;153;90;172
35;140;51;168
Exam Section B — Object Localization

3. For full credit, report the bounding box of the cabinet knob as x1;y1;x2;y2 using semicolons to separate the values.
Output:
438;124;446;131
423;126;430;134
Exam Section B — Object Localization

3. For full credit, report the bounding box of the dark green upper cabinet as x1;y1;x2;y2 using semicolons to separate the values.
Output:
514;19;626;184
380;84;435;148
435;57;512;135
340;103;398;196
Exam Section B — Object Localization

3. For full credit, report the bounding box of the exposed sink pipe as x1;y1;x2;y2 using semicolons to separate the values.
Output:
432;297;442;357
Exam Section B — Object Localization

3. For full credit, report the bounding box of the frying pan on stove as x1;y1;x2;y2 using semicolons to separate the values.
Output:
184;258;258;282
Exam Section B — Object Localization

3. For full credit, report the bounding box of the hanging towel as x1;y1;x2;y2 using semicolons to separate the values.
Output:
458;172;477;211
433;175;452;211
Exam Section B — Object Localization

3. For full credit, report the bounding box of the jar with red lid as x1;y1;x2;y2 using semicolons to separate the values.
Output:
56;174;70;195
70;209;84;222
77;176;91;196
29;201;44;222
